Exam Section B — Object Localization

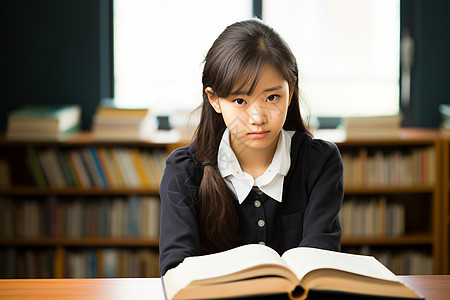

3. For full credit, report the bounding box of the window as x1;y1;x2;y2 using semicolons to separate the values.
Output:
263;0;400;118
114;0;400;120
113;0;252;114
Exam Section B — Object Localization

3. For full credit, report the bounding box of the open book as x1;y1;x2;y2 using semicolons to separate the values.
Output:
162;244;423;300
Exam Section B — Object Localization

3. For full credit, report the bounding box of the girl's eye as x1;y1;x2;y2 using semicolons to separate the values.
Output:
233;98;246;105
266;95;279;102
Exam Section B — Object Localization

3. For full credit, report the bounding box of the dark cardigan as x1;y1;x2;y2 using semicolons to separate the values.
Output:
159;131;344;276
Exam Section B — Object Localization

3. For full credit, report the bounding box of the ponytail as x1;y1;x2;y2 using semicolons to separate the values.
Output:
198;164;240;252
194;102;240;253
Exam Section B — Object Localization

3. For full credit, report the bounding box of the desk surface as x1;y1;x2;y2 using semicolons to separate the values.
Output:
0;275;448;300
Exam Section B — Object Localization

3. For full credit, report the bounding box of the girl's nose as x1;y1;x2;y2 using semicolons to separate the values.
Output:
248;104;268;126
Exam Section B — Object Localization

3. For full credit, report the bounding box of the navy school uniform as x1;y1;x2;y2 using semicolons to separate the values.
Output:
159;131;344;276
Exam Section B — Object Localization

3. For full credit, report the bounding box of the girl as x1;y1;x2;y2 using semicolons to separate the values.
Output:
159;19;343;276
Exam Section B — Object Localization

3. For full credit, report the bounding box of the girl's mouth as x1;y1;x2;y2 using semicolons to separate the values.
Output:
248;131;269;138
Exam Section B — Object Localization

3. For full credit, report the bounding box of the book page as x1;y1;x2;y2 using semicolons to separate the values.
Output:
281;247;398;282
167;244;291;291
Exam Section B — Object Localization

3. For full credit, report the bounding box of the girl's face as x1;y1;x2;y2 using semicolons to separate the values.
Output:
207;66;293;154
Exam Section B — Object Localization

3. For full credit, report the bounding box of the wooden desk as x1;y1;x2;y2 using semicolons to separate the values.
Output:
0;275;448;300
398;276;449;300
0;278;164;300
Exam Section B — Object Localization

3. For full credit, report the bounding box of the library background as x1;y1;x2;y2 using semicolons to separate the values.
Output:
1;0;450;278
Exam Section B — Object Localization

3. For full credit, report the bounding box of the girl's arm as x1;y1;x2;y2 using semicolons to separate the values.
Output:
159;146;202;276
300;139;344;251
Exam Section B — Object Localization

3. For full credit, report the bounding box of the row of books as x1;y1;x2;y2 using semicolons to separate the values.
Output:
0;156;9;187
341;146;435;187
5;102;159;142
439;104;450;132
346;246;433;275
340;196;405;237
6;105;81;141
24;146;166;188
0;196;161;238
343;115;402;140
92;99;156;141
0;247;159;279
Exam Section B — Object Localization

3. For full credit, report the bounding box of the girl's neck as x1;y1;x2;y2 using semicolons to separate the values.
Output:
232;135;280;179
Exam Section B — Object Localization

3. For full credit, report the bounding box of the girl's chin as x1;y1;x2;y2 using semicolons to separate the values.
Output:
232;137;276;152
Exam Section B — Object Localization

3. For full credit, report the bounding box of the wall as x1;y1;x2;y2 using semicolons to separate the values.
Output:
401;0;450;128
1;0;112;131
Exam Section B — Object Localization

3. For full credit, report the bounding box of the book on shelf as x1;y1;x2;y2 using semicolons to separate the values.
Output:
0;156;10;187
162;244;423;300
340;196;405;238
6;104;81;141
0;246;160;278
95;98;150;118
439;104;450;132
341;146;435;187
21;146;165;189
92;99;156;141
0;195;161;239
343;114;402;140
344;246;434;275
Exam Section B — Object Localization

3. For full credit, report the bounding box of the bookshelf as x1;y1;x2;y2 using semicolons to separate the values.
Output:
1;129;448;277
440;132;450;274
0;132;184;279
317;128;442;274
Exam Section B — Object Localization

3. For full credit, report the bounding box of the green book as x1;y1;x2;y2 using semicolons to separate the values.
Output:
26;146;47;188
8;104;80;119
7;105;81;138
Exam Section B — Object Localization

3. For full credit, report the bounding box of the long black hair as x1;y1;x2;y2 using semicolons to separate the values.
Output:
194;19;310;252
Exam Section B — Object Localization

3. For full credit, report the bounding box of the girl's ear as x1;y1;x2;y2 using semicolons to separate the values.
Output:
288;84;294;106
206;87;222;113
288;77;297;105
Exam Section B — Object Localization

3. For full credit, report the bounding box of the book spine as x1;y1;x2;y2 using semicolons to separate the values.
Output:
89;146;109;188
120;148;142;187
81;148;104;188
141;151;158;188
96;147;117;188
0;197;14;238
46;148;68;187
109;148;127;187
112;149;130;187
0;156;11;187
68;150;92;188
56;149;78;187
131;148;150;187
127;195;140;237
25;147;47;187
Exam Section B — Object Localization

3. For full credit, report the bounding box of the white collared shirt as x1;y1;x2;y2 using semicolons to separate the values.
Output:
217;128;294;204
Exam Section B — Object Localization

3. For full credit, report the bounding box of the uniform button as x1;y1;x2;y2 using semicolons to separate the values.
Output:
254;200;261;208
258;241;265;245
258;219;265;227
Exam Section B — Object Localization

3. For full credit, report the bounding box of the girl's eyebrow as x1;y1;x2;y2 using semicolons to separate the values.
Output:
231;85;283;96
263;85;283;93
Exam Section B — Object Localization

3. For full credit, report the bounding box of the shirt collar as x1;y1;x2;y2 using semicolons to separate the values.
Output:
217;128;293;204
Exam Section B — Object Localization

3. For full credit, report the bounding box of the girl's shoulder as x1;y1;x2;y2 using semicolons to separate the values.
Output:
165;142;201;171
289;131;343;179
291;131;341;164
292;131;339;154
160;142;202;203
163;142;203;182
